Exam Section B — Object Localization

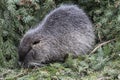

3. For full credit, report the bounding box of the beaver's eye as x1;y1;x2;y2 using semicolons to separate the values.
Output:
33;40;40;45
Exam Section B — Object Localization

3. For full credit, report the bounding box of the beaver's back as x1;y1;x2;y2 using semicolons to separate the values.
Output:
40;5;95;55
40;5;93;37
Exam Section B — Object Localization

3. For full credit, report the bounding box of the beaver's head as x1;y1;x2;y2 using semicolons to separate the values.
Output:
18;30;53;68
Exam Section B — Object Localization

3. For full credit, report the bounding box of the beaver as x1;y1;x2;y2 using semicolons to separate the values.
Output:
18;4;95;68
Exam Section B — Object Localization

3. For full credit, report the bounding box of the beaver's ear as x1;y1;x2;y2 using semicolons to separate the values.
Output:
33;39;40;45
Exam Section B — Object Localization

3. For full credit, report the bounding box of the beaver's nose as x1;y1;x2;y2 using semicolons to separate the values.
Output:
18;61;21;65
17;61;24;68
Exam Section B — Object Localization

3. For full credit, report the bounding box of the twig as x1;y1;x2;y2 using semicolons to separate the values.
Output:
12;69;29;79
90;39;116;55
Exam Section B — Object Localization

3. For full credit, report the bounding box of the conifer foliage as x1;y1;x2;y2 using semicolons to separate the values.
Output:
0;0;120;79
0;0;56;68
